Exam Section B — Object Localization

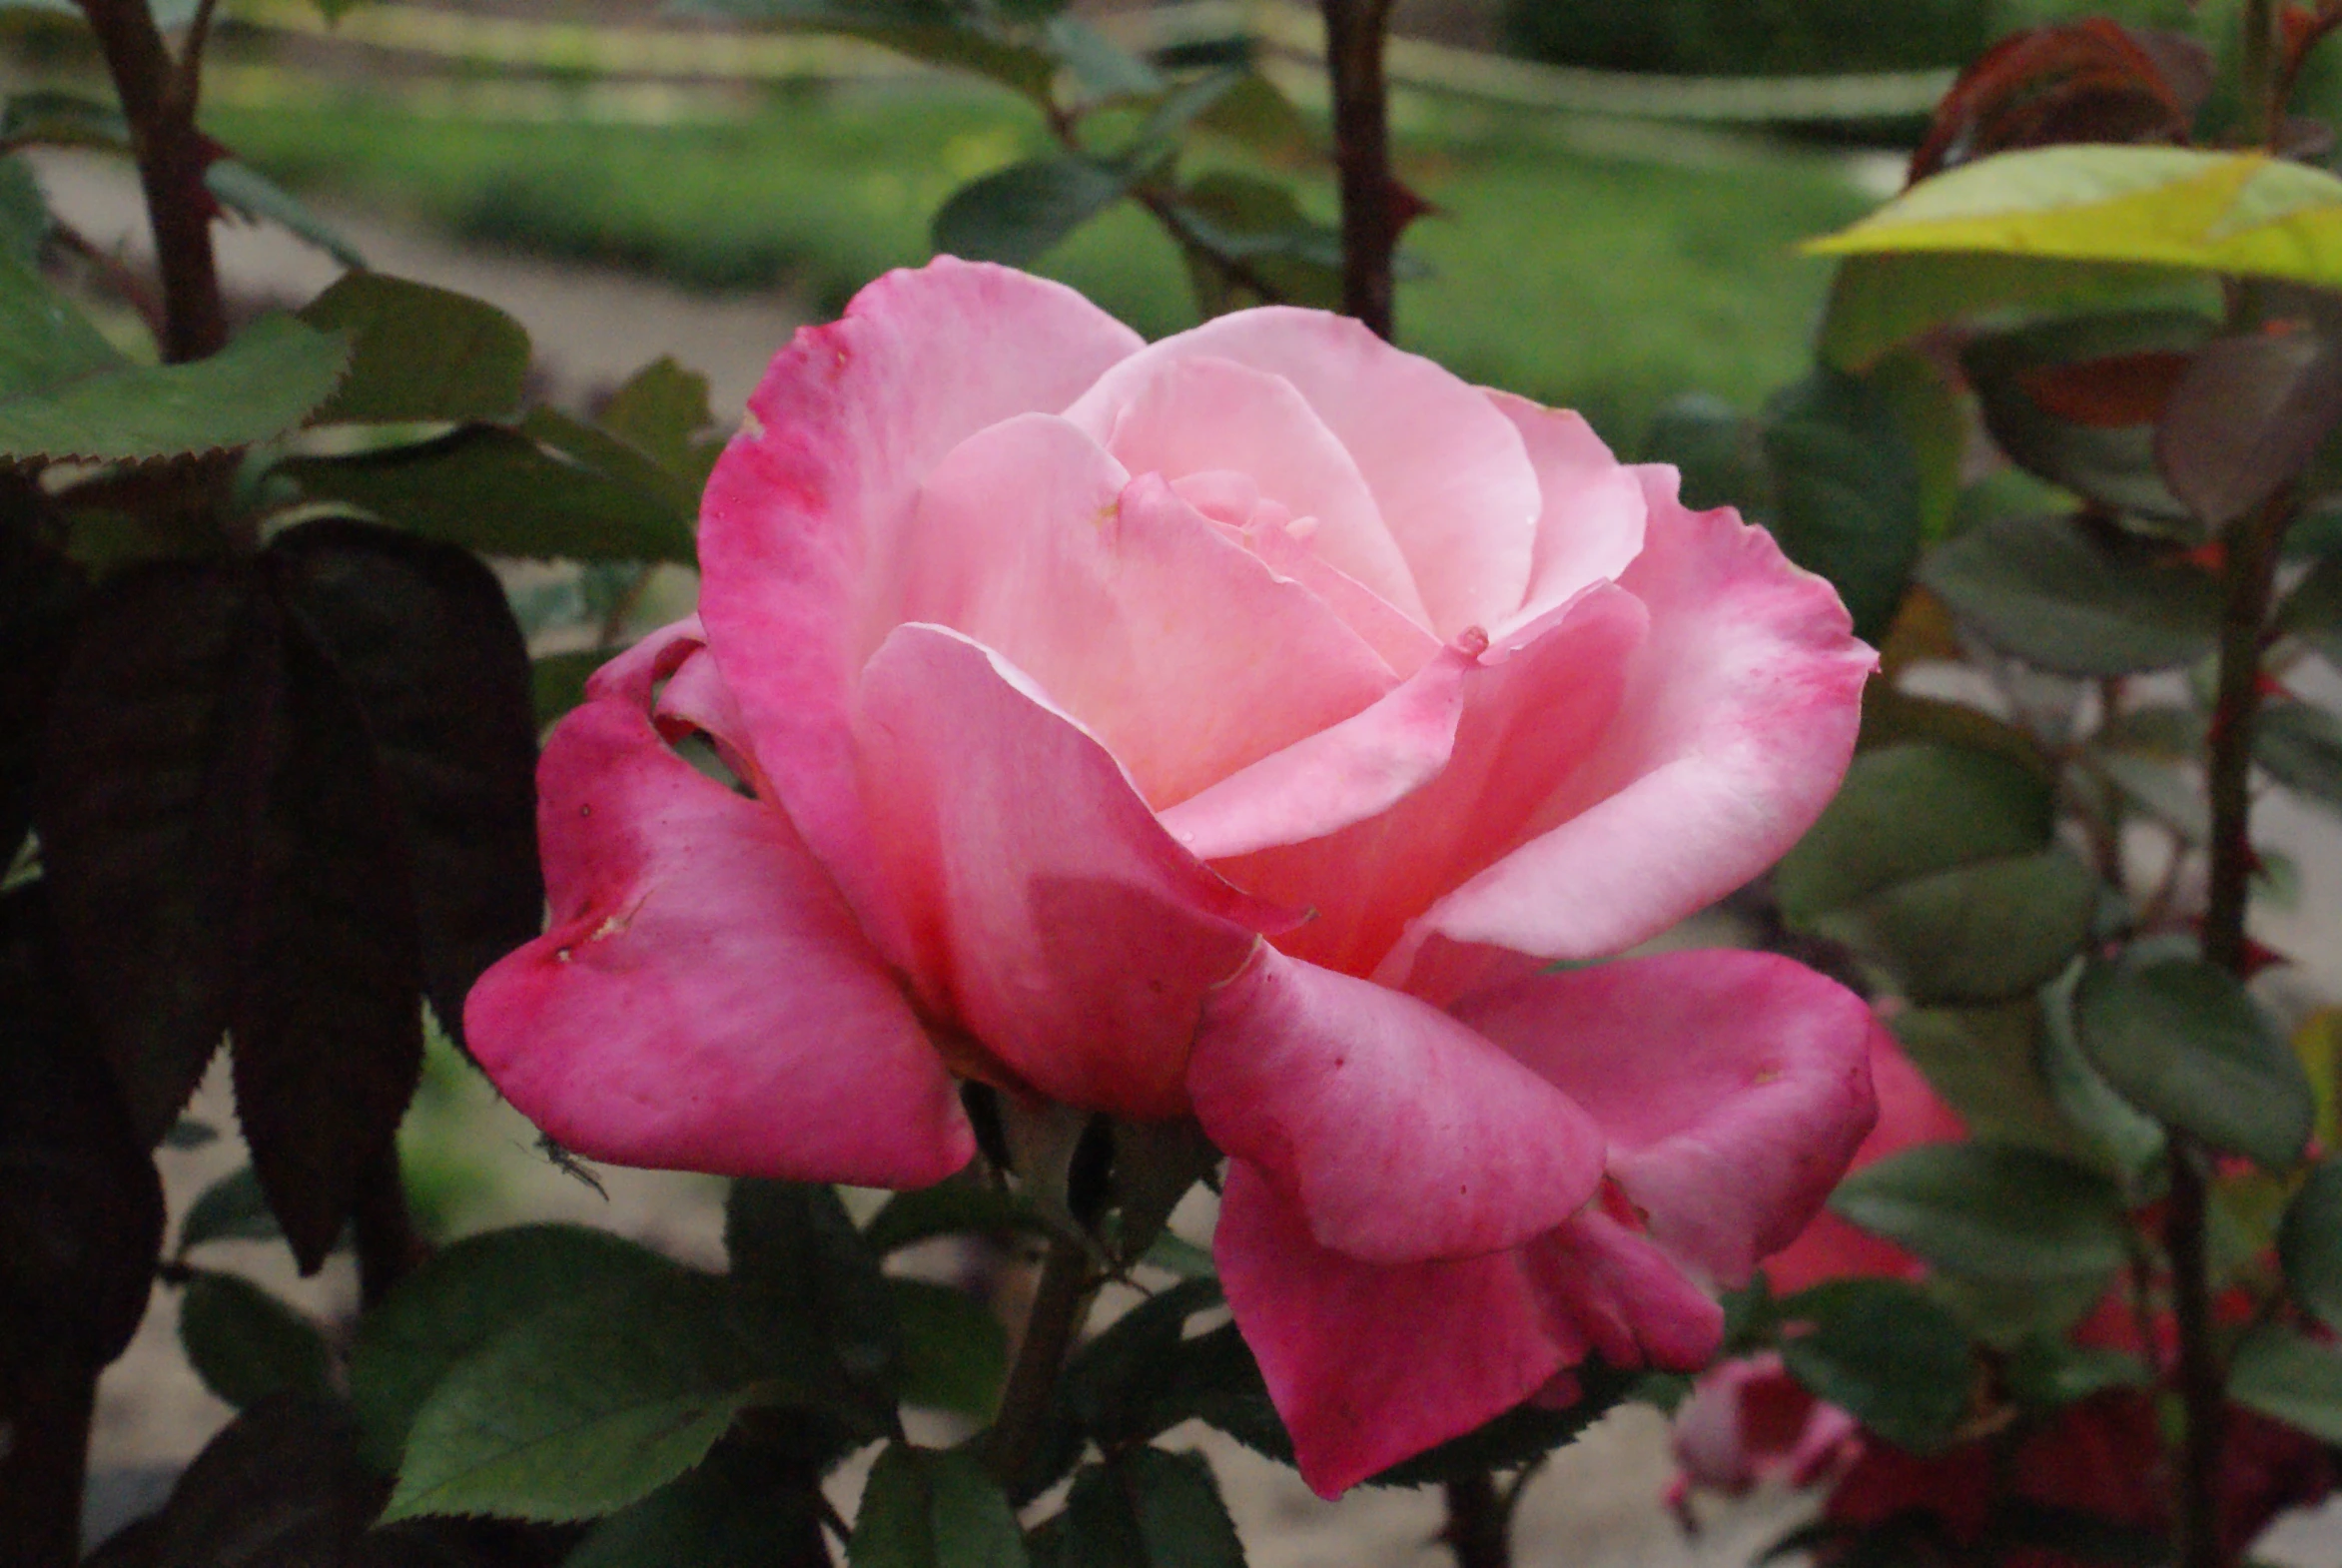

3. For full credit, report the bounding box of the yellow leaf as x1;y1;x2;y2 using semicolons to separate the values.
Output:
2294;1008;2342;1154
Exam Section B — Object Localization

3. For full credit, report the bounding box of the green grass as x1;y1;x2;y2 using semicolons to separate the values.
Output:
207;82;1871;444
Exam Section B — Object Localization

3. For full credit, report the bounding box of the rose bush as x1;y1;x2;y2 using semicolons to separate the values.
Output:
466;257;1883;1494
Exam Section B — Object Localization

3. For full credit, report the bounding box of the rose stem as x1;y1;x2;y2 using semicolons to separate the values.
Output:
981;1232;1094;1492
1320;0;1399;339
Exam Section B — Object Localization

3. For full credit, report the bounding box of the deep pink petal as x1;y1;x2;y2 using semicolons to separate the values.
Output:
882;414;1392;808
1068;353;1429;628
1415;474;1876;961
1064;308;1540;638
1216;1162;1564;1498
1158;638;1476;862
697;261;1143;951
1456;950;1881;1285
852;624;1284;1120
1524;1209;1727;1370
1212;584;1647;979
1189;943;1606;1263
463;692;973;1187
1487;392;1647;635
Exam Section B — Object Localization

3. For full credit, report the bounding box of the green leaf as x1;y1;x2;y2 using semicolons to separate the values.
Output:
284;424;695;563
1776;742;2053;922
1053;1448;1246;1568
350;1222;681;1473
0;314;349;460
2002;1339;2150;1410
2277;553;2342;666
1045;15;1165;100
1167;172;1345;315
1757;367;1925;641
177;1268;336;1410
2256;700;2342;816
1827;846;2096;1004
1638;392;1762;513
600;356;724;495
298;273;527;424
2039;967;2169;1188
1778;1278;1970;1454
176;1165;282;1251
2228;1323;2342;1443
723;1179;899;1393
690;0;1056;100
2281;1159;2342;1333
385;1265;799;1523
1891;1004;2096;1165
848;1443;1031;1568
1919;513;2222;676
1809;146;2342;290
1830;1143;2131;1279
2;92;129;155
1928;1264;2118;1348
933;157;1133;268
0;247;127;399
862;1175;1047;1253
566;1442;832;1568
1818;250;2220;375
890;1278;1006;1417
2073;954;2313;1170
207;161;365;270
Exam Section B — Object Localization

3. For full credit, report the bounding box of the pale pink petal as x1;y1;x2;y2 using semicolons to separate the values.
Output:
1067;354;1430;628
697;260;1143;951
463;692;973;1187
1159;639;1477;862
1673;1353;1859;1495
1456;950;1881;1285
1213;585;1647;979
1243;519;1442;676
1189;943;1606;1264
1524;1209;1727;1370
1065;309;1541;638
882;414;1393;808
851;624;1286;1120
1488;392;1647;635
1216;1162;1564;1498
1416;473;1875;961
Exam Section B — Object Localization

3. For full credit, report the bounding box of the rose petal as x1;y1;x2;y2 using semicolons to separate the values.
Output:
1417;472;1876;961
1216;1162;1563;1498
1158;638;1476;862
1189;943;1606;1263
1524;1208;1727;1370
1213;583;1647;979
885;414;1393;808
463;691;973;1187
852;623;1285;1120
1068;353;1431;629
1456;950;1881;1284
1065;308;1541;639
697;260;1143;950
1242;518;1442;676
1487;392;1647;635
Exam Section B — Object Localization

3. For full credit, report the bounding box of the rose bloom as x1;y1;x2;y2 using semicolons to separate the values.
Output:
468;259;1883;1494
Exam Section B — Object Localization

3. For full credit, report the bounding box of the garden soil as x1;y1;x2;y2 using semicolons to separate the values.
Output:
33;149;2342;1566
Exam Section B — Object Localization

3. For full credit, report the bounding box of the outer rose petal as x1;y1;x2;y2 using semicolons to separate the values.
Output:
1189;943;1606;1263
1487;392;1647;634
1526;1209;1726;1372
1064;309;1541;639
1214;583;1647;980
852;624;1285;1120
697;260;1143;952
463;689;973;1186
1216;1162;1564;1498
1068;354;1430;628
881;414;1392;809
1417;471;1875;962
1672;1353;1859;1495
1457;950;1880;1285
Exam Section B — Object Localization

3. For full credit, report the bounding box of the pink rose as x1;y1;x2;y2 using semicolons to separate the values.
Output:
466;259;1882;1493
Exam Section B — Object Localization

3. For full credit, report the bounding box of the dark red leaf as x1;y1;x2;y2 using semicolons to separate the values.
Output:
2156;324;2342;528
0;884;165;1383
2017;351;2192;427
1910;21;2207;182
34;561;275;1143
230;597;423;1275
264;519;539;1052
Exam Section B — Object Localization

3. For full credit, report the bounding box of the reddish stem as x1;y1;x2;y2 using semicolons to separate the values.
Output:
1320;0;1398;338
